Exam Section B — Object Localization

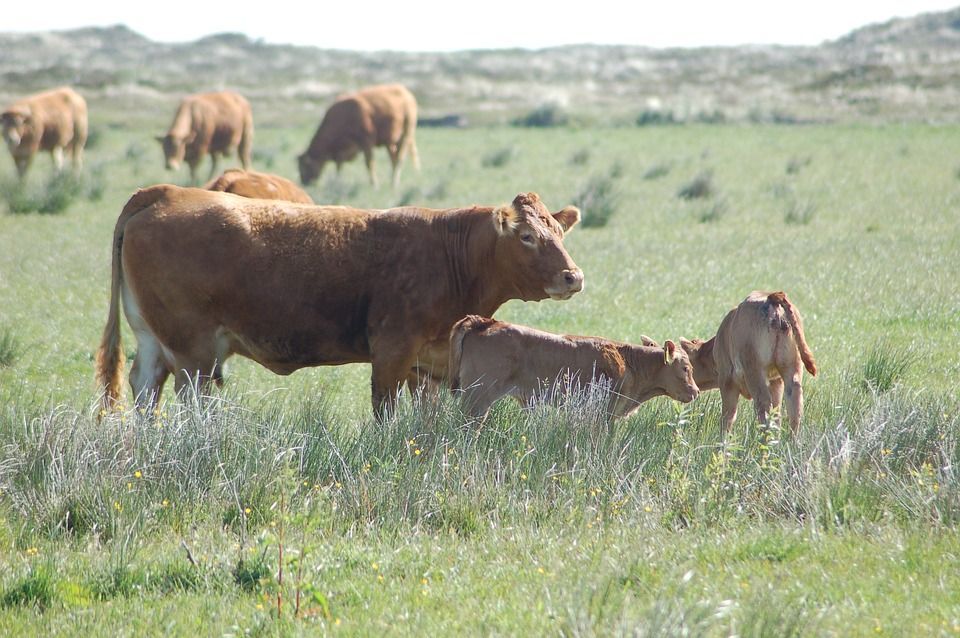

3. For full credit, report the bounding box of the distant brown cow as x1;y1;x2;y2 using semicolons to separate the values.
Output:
449;316;699;419
676;291;817;433
2;87;87;178
298;83;419;188
205;169;313;203
96;188;582;417
157;91;253;184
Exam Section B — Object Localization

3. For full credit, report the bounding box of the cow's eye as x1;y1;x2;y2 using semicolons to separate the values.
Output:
520;233;536;245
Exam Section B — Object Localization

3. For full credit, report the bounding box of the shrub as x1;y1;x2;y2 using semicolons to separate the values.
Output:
1;172;83;215
677;170;715;200
482;146;517;168
699;198;728;223
636;110;677;126
512;104;568;128
573;175;619;228
785;199;816;225
642;162;672;180
570;149;591;166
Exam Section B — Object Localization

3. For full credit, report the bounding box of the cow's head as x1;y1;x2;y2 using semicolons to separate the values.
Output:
658;340;700;403
1;109;29;148
492;192;584;302
156;132;195;170
298;152;324;186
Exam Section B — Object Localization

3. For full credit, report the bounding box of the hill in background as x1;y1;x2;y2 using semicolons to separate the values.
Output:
2;8;960;127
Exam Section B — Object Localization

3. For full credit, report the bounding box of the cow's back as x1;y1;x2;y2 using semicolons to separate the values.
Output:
119;187;416;370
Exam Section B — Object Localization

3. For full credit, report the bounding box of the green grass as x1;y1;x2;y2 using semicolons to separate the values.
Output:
1;120;959;634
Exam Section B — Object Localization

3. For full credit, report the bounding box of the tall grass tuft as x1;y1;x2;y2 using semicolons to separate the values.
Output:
573;174;619;228
860;341;917;393
677;170;715;200
0;327;22;368
642;162;672;180
785;199;817;225
699;198;728;223
1;562;57;610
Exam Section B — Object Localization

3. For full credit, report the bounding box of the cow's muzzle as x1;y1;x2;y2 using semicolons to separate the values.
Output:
546;268;584;300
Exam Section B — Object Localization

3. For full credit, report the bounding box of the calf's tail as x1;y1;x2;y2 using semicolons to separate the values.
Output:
768;291;817;376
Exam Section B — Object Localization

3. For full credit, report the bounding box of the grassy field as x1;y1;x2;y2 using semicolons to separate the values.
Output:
0;121;958;635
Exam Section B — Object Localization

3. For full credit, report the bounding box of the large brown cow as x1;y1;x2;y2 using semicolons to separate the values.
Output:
675;291;817;433
449;316;699;419
298;84;419;189
96;187;583;416
156;91;253;184
2;87;87;178
205;168;313;203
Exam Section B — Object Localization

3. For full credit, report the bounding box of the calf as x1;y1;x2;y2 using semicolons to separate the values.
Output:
676;291;817;432
449;316;699;419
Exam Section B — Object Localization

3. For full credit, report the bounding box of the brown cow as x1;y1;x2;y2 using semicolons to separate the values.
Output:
96;188;582;417
676;291;817;433
156;91;253;184
298;83;419;189
2;87;87;178
205;169;313;204
449;316;699;419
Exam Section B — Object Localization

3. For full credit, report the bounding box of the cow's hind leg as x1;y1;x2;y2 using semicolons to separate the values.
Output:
122;284;171;409
719;381;741;433
745;370;774;429
363;147;378;188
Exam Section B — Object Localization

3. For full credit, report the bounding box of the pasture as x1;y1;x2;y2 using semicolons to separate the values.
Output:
0;119;958;635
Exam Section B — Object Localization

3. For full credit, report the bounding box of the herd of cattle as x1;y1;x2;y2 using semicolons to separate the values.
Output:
3;83;817;432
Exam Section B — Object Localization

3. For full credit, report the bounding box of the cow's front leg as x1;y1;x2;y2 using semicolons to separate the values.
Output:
370;342;420;420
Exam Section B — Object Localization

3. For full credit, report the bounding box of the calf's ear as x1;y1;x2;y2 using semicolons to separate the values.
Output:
155;135;166;144
552;205;581;233
640;335;660;347
663;340;677;364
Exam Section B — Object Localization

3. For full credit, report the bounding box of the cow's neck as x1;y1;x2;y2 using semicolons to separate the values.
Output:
621;346;668;402
437;209;513;317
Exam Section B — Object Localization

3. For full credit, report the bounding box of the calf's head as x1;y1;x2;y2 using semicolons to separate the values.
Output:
492;192;584;302
658;340;700;403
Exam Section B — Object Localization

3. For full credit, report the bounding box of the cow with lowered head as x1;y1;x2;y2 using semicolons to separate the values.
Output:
96;188;583;417
157;91;253;184
298;83;419;189
2;87;87;179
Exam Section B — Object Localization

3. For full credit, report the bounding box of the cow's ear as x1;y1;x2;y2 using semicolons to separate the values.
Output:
553;205;580;233
640;335;660;347
664;340;677;364
494;203;519;235
155;135;166;144
679;337;696;353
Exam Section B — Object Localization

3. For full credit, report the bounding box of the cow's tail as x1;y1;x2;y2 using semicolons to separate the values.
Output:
95;187;167;413
448;315;494;391
768;291;817;376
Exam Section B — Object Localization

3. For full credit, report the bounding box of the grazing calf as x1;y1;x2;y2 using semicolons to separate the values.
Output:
677;291;817;433
449;316;699;419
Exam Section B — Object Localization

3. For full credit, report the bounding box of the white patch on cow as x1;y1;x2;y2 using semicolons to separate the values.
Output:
121;281;171;405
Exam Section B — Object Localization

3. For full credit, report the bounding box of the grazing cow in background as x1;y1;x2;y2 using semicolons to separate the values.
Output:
96;188;582;417
670;291;817;433
205;168;313;203
156;91;253;184
2;87;87;178
298;83;419;188
449;316;699;419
